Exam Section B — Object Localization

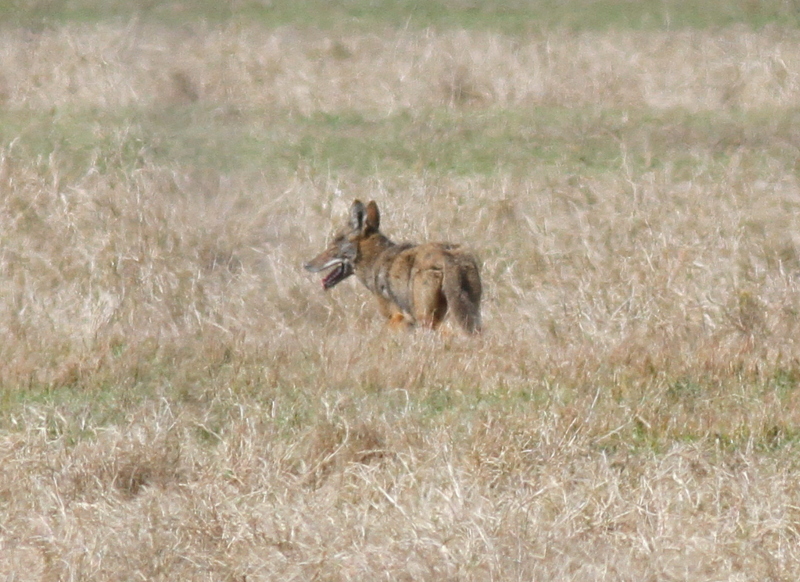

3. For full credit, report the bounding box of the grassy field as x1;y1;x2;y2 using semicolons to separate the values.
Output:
2;0;800;30
3;2;800;580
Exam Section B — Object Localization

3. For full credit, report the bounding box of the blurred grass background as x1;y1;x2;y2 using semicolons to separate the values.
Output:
1;0;799;30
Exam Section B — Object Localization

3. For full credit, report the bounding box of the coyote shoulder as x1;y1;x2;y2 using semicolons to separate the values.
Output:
304;200;482;334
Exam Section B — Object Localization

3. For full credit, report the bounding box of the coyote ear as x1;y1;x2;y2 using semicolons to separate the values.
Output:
349;200;366;230
365;201;380;232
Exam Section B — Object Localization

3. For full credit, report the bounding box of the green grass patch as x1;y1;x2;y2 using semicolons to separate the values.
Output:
3;104;800;180
0;0;798;31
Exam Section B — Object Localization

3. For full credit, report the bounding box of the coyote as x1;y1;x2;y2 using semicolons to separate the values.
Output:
304;200;482;334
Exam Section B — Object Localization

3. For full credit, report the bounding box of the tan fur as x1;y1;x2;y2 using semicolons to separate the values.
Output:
304;200;482;334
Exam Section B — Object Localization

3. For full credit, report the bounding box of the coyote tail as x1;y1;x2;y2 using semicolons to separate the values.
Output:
442;253;482;334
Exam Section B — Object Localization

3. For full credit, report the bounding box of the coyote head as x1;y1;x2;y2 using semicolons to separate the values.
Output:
304;199;380;290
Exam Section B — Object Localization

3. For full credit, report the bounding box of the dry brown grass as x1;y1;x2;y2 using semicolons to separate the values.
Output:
2;23;800;112
2;21;800;581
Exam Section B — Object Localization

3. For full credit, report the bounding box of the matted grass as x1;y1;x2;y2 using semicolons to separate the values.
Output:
2;11;800;582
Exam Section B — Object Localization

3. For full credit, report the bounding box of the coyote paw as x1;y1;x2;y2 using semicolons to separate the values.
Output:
388;313;410;331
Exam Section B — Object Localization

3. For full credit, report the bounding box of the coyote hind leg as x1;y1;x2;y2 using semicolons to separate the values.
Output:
412;268;447;330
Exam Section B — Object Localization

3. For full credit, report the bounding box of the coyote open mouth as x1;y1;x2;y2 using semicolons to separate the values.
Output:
304;257;354;290
320;260;353;290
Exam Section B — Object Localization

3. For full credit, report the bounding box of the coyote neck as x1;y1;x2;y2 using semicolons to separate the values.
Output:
355;235;406;294
356;234;393;271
